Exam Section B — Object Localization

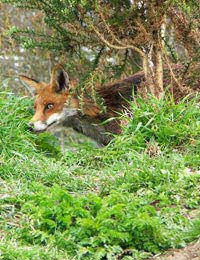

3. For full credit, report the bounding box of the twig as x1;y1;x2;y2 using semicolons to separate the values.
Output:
89;22;145;58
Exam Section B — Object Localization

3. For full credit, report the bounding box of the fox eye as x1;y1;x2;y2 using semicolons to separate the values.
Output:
45;103;54;110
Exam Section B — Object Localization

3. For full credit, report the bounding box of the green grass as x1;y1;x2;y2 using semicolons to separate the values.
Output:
0;90;200;259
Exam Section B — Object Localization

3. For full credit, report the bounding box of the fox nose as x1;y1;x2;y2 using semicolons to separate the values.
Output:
27;122;34;132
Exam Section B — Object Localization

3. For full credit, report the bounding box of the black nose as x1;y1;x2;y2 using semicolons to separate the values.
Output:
27;122;34;132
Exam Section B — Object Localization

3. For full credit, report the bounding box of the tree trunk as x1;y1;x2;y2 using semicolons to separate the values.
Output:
154;44;164;99
142;54;154;96
142;32;164;99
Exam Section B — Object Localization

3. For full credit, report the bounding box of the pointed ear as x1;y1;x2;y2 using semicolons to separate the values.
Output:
19;75;42;90
50;65;70;92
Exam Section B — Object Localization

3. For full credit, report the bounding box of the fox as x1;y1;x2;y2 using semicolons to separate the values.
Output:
20;65;143;145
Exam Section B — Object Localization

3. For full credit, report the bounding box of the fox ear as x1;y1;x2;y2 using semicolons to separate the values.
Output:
51;65;70;93
19;75;42;90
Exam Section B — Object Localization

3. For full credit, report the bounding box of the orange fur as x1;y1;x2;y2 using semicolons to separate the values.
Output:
20;65;143;145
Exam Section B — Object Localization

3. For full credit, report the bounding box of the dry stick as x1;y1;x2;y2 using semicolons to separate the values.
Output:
89;22;145;58
98;10;121;45
90;22;163;98
98;10;146;78
89;16;169;99
163;54;192;95
128;52;143;70
98;9;140;50
91;22;165;99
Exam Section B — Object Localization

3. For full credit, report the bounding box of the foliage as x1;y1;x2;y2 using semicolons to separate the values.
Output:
0;4;55;95
3;0;199;53
2;0;200;97
0;90;200;259
122;94;200;149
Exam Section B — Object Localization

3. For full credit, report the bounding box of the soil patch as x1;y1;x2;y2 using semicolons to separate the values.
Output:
151;240;200;260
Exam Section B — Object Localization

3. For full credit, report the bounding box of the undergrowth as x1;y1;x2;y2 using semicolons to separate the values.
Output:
0;90;199;259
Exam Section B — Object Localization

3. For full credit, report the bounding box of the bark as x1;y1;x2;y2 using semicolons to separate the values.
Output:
142;28;164;99
142;54;154;96
142;49;164;99
154;44;164;99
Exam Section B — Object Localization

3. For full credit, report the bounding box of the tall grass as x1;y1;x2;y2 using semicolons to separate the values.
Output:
0;91;199;259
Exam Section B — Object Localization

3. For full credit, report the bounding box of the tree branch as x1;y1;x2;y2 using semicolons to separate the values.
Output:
90;22;145;58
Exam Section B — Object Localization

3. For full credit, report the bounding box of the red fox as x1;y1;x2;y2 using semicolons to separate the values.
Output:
20;65;143;145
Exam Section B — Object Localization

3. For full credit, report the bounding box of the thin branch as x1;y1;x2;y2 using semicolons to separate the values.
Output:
163;54;192;94
98;9;128;48
90;23;144;58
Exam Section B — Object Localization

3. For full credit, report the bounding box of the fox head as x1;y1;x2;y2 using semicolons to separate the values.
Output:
20;65;78;132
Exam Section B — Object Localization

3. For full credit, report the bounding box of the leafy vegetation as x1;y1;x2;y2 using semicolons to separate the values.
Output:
2;0;200;98
0;90;200;259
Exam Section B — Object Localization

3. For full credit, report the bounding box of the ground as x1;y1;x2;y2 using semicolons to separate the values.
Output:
152;240;200;260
